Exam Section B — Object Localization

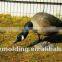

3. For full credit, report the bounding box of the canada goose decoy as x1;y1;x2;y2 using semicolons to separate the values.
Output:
14;12;62;47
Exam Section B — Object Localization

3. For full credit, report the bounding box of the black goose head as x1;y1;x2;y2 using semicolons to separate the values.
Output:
15;21;33;43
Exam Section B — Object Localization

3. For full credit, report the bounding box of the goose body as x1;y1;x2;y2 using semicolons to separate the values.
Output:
31;12;62;35
30;12;62;47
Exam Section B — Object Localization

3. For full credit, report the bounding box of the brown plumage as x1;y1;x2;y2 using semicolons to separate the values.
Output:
29;12;62;47
31;12;62;36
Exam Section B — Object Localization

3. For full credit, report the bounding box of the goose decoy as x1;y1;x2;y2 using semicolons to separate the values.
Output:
14;12;62;47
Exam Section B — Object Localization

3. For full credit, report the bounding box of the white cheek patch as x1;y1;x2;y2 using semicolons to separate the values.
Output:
21;35;24;40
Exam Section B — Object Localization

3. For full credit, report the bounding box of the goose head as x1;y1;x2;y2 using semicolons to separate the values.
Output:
15;21;33;43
